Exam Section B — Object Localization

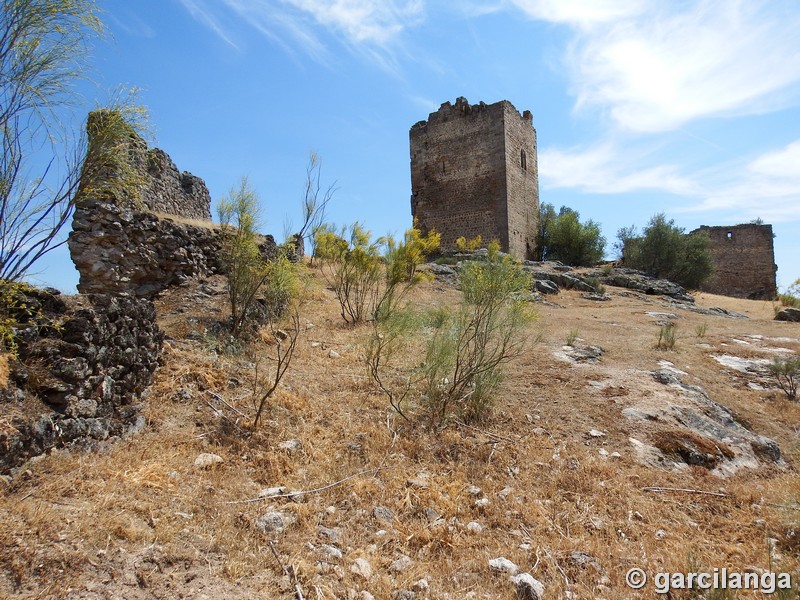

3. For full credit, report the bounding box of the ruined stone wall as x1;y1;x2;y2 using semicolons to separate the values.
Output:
410;97;539;259
140;148;212;220
69;111;276;298
695;224;777;300
70;197;228;297
0;290;162;471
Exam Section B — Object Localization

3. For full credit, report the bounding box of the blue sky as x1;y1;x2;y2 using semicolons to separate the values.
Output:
32;0;800;293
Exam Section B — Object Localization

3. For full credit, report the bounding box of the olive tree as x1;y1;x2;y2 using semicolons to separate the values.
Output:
619;213;713;289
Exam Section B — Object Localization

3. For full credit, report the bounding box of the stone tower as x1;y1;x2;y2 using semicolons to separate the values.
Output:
410;97;539;260
693;223;778;300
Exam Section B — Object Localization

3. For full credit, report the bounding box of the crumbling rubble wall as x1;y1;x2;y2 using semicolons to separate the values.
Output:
68;110;275;299
0;289;162;471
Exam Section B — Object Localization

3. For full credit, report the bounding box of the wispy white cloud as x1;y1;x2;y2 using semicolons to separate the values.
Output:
286;0;424;45
177;0;424;66
108;9;156;38
177;0;239;49
681;139;800;222
513;0;800;132
539;142;699;195
749;140;800;179
508;0;647;28
541;137;800;222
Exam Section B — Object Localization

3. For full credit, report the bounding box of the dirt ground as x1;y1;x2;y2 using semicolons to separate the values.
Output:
1;268;799;599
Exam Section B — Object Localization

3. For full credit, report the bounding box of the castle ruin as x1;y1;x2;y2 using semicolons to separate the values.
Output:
410;97;539;260
68;111;275;299
694;223;777;300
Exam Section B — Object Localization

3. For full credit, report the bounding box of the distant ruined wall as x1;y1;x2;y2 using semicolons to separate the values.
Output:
410;97;539;259
0;289;162;471
68;111;275;299
695;224;778;300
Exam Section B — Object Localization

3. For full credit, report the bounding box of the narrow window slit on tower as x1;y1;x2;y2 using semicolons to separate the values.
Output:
521;149;527;171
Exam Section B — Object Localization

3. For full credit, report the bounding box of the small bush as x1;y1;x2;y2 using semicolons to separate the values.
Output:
656;323;677;350
218;178;300;337
779;279;800;308
369;241;536;426
565;328;580;346
314;222;382;325
455;235;483;252
768;356;800;400
694;322;708;338
315;222;439;325
584;276;605;295
249;310;301;430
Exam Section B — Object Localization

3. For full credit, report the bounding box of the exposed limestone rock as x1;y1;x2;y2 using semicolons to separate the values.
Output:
533;279;559;295
194;453;224;468
510;573;544;600
598;268;694;302
554;344;604;364
256;511;296;535
622;369;781;476
489;557;519;575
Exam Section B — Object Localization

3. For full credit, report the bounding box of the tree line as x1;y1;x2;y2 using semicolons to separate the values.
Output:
534;202;714;289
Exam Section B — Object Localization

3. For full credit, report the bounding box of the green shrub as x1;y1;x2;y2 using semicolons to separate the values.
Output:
768;356;799;400
315;222;439;325
565;328;580;346
779;279;800;308
584;276;606;294
656;323;677;350
314;223;383;325
694;322;708;338
455;235;483;252
218;177;299;337
618;213;713;289
534;203;605;266
369;241;536;426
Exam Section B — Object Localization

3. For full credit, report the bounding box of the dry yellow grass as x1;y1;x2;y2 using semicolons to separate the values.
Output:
1;267;799;598
0;352;9;388
152;210;220;229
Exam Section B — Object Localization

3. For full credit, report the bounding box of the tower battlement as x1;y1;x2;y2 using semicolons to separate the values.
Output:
410;97;539;259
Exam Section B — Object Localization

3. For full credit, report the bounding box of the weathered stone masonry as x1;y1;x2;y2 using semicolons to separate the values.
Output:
694;224;777;300
1;289;163;471
410;97;539;260
68;111;275;299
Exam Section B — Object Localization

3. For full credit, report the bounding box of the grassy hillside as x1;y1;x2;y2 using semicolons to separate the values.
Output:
1;266;799;599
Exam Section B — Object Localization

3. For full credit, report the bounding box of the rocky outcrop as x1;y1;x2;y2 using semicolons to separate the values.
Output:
596;268;694;302
775;307;800;322
624;369;781;476
0;290;163;471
